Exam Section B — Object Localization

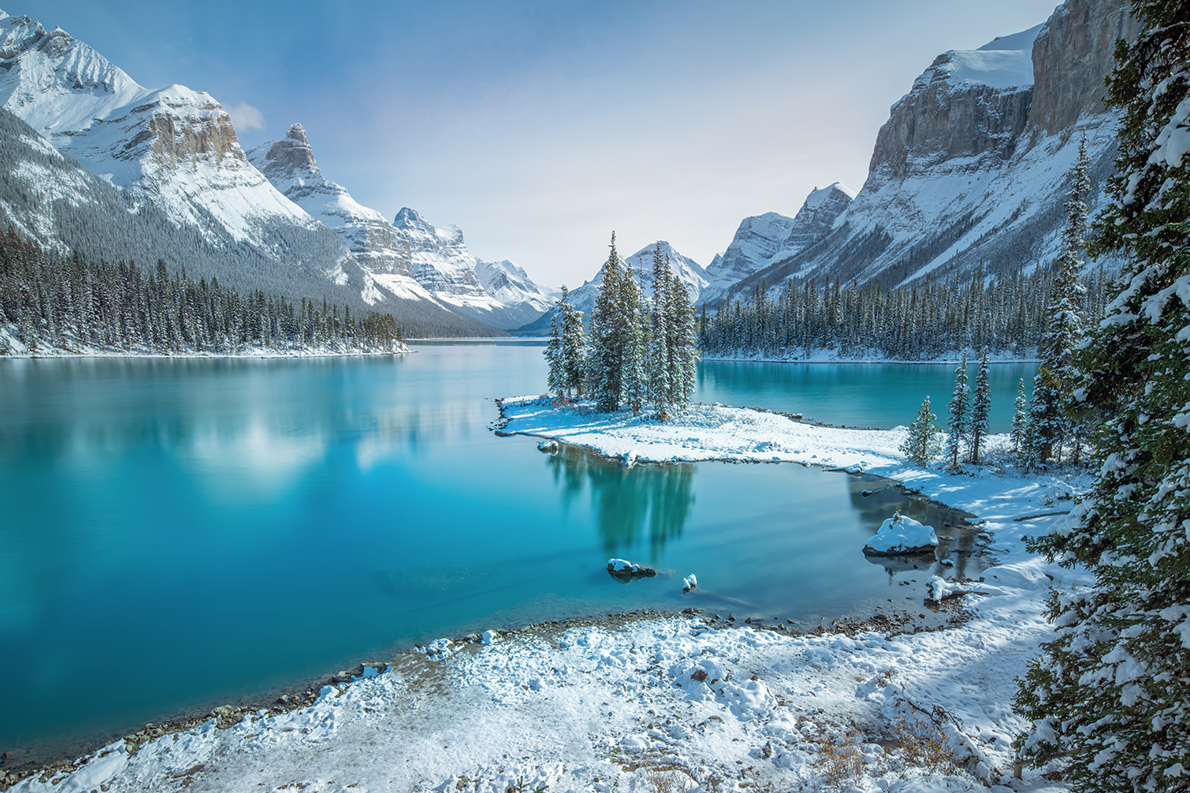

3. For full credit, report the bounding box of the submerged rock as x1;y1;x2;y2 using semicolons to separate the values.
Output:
606;558;657;579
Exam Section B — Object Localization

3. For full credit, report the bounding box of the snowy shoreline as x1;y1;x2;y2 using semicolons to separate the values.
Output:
3;399;1086;793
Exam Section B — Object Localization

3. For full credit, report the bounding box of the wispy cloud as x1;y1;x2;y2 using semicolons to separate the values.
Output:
227;101;265;132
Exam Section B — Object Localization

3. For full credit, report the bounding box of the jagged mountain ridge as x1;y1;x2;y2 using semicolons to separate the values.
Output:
247;127;553;331
389;207;553;330
714;0;1136;308
0;105;505;338
700;183;855;307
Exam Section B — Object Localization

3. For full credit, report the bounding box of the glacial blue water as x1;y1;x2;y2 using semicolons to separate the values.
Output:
0;343;1036;757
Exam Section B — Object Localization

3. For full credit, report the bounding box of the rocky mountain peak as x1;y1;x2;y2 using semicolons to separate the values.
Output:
251;122;321;178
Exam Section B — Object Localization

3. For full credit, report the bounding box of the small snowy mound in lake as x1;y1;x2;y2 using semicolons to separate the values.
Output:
607;558;657;578
537;439;558;453
683;573;698;593
864;512;939;556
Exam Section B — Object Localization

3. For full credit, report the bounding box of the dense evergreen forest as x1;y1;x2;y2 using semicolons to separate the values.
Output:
697;262;1113;360
0;232;406;356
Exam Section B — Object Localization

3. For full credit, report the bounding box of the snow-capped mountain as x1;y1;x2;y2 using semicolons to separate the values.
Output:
392;208;553;330
700;183;854;307
715;0;1137;306
0;9;513;336
517;240;706;334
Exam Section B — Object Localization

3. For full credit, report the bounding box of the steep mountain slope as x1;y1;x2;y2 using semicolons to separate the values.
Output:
517;241;706;334
700;183;854;306
391;208;552;330
719;0;1137;306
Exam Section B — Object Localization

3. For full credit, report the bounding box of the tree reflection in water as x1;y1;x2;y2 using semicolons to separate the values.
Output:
544;444;695;564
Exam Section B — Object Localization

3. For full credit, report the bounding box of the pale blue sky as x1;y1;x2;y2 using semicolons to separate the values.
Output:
19;1;1062;287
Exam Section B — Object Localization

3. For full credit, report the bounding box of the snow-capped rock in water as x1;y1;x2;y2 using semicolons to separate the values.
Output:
864;512;939;556
392;208;552;330
715;0;1138;306
519;240;706;333
700;183;854;307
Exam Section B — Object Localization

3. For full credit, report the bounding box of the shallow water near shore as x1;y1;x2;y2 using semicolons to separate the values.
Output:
0;343;1026;761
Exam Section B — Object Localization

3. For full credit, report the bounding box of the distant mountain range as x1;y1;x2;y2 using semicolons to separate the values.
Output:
0;10;551;336
0;0;1139;339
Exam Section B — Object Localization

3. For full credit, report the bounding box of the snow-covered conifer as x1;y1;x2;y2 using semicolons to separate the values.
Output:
1030;136;1091;464
1010;378;1030;455
559;286;587;397
648;244;673;416
945;351;970;469
587;233;626;412
900;396;941;467
621;263;649;416
545;300;563;396
1015;4;1190;789
669;272;699;409
969;349;991;464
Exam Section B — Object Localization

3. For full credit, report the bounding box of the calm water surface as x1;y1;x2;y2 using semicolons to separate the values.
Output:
0;344;1035;756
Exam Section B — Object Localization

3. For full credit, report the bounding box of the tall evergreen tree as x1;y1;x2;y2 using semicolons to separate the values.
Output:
559;286;587;398
1030;136;1091;464
1015;4;1190;790
648;244;674;416
1010;377;1030;455
621;263;649;416
969;349;992;464
545;302;564;396
945;351;970;469
669;272;699;409
587;233;626;412
901;395;941;467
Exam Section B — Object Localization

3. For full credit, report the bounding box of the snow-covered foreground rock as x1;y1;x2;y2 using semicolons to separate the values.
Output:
10;400;1088;793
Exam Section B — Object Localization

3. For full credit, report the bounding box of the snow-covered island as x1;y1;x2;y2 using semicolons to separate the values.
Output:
8;397;1087;793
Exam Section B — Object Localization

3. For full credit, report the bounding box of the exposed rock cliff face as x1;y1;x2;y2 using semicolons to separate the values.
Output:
1029;0;1139;136
869;27;1039;177
718;0;1135;306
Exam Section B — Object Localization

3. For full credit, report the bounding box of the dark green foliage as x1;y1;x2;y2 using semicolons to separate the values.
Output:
699;264;1110;361
900;396;941;467
969;350;992;464
0;232;405;355
945;350;970;469
1015;4;1190;791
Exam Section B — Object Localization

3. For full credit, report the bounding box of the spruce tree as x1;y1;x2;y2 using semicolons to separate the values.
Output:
901;396;941;467
559;286;587;398
1030;136;1091;464
969;349;991;464
648;244;673;417
621;263;649;416
1010;377;1030;455
1015;4;1190;790
587;233;626;412
669;272;699;409
545;302;564;396
945;351;970;469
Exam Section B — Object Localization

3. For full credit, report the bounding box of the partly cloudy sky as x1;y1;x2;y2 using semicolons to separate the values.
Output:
18;0;1061;288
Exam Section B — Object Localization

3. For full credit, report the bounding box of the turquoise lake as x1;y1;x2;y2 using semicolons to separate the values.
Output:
0;343;1036;758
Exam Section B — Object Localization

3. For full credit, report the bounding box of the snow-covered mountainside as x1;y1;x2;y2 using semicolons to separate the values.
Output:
700;183;854;307
518;241;707;334
391;207;552;330
717;0;1137;307
0;9;510;337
